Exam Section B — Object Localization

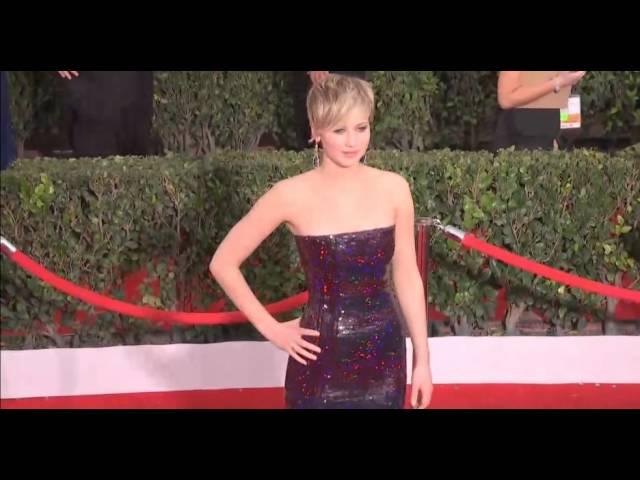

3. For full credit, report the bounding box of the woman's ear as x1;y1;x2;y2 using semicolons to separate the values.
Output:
309;127;321;146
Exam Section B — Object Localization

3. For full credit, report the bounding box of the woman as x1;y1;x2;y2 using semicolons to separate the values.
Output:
210;74;432;409
494;71;586;151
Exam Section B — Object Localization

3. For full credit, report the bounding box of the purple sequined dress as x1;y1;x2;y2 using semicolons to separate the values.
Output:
285;226;407;409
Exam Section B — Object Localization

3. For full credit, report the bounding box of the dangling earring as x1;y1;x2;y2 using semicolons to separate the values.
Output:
313;142;320;169
361;153;368;165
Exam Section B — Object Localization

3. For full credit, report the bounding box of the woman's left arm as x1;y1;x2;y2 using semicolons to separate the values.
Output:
391;174;433;408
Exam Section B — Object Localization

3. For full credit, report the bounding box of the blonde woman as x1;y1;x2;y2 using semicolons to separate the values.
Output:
210;74;432;409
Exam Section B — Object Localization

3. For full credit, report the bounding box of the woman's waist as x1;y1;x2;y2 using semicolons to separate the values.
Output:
304;289;397;315
300;295;403;337
306;278;391;297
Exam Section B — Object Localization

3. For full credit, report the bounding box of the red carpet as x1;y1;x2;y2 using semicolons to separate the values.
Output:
2;384;638;409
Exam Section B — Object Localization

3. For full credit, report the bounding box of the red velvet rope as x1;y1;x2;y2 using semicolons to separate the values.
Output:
462;234;640;304
1;247;308;325
2;226;638;331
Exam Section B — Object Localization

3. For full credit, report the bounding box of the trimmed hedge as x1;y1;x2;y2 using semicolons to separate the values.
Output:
153;71;294;153
7;71;640;157
1;148;638;349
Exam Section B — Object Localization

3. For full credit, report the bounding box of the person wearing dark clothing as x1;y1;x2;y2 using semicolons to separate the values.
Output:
494;108;561;151
0;71;17;171
62;71;154;157
493;71;586;151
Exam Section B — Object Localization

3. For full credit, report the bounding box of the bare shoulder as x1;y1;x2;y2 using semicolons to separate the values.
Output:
367;167;412;199
268;171;314;202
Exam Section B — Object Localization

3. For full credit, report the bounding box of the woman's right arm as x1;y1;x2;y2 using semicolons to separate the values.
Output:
497;71;586;110
209;181;320;364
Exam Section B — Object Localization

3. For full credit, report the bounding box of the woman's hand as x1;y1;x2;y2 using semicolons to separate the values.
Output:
57;71;79;80
308;71;330;85
410;363;433;409
555;71;587;89
264;318;321;365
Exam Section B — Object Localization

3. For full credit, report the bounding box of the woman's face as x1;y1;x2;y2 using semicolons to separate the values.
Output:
315;105;371;168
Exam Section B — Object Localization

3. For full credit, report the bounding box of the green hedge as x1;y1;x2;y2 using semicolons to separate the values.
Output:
1;149;638;349
152;71;639;153
575;71;640;141
368;71;440;150
6;71;63;155
153;71;294;154
7;71;640;157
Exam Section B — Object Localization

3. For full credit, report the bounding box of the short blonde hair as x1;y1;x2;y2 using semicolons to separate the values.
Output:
306;74;375;133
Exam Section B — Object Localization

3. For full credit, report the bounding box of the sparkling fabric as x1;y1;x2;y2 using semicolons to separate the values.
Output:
285;226;406;409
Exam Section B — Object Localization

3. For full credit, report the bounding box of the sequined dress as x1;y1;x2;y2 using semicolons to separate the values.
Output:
284;225;407;409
